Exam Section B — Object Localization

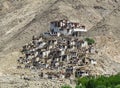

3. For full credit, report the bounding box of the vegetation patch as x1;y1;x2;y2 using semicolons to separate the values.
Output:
61;74;120;88
85;38;95;45
61;85;72;88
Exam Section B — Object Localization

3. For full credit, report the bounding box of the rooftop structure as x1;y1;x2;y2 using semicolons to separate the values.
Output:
50;19;87;36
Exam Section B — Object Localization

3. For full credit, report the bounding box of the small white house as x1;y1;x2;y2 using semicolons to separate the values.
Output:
42;50;50;58
38;42;46;49
60;74;65;79
90;59;97;65
90;47;96;54
70;40;76;45
38;37;43;42
81;41;88;48
61;50;66;56
48;45;53;49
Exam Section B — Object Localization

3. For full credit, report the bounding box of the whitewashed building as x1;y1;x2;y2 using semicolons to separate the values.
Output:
81;41;88;48
90;59;97;65
50;19;87;36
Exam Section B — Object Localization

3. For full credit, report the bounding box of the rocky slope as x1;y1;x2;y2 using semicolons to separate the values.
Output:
0;0;120;87
0;75;72;88
86;5;120;74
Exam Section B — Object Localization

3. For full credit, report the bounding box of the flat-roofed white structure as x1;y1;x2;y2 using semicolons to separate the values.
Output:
73;28;87;32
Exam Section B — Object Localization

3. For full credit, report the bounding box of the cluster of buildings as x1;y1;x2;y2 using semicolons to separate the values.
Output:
17;19;97;80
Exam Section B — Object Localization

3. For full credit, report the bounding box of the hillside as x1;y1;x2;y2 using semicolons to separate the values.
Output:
0;0;120;88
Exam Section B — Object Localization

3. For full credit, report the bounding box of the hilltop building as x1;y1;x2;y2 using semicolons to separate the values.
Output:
50;19;87;36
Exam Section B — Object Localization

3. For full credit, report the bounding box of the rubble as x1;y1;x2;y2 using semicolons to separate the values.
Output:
17;19;98;80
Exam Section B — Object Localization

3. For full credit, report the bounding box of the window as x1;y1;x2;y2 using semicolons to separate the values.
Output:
59;28;63;31
67;29;70;32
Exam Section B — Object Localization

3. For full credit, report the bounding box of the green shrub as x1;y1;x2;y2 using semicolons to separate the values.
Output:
85;38;95;45
76;77;89;85
85;79;96;88
61;85;72;88
75;85;82;88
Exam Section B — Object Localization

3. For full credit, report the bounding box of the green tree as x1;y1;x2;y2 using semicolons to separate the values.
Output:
85;79;96;88
76;77;89;86
61;74;120;88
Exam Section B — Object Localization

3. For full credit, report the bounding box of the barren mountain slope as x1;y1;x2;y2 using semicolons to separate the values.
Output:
87;5;120;62
0;0;120;87
86;6;120;75
0;0;120;54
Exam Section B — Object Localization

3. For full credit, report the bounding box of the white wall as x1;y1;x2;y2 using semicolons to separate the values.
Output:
81;41;88;48
73;28;87;32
